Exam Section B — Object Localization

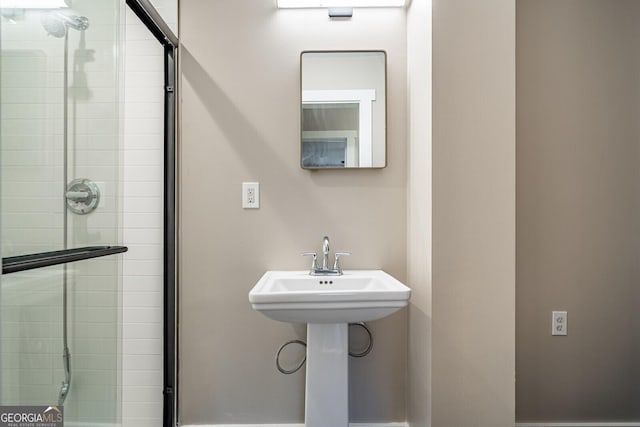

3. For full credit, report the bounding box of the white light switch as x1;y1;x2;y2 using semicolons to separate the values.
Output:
242;182;260;209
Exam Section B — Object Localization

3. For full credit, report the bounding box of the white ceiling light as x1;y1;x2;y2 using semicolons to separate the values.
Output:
277;0;406;8
0;0;68;8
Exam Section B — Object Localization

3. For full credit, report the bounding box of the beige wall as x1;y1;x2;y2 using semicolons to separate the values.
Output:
179;0;407;424
516;0;640;421
432;1;516;426
407;0;432;426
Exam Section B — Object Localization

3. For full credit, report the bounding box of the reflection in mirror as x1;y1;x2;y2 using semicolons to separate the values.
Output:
301;51;386;169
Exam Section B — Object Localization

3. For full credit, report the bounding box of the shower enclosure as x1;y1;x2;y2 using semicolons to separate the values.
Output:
0;0;177;425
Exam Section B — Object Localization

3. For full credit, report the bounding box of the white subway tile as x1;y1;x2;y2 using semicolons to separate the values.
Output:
123;149;163;166
122;196;163;213
122;371;162;387
125;39;164;56
124;118;163;136
125;56;164;74
122;275;162;292
124;102;163;119
123;308;162;324
124;244;163;260
123;228;163;245
123;260;163;277
123;338;161;355
122;323;161;339
122;401;162;419
123;291;162;309
123;133;163;150
125;71;164;88
125;86;163;103
122;418;162;427
123;181;163;198
123;355;162;372
123;212;162;228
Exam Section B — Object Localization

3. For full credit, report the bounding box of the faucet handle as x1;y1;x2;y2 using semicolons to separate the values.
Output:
302;252;318;272
333;252;351;274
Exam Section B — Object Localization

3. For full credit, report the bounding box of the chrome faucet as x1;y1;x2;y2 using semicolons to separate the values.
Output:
322;236;330;270
303;236;351;276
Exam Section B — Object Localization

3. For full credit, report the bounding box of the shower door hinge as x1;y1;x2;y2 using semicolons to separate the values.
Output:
163;385;176;427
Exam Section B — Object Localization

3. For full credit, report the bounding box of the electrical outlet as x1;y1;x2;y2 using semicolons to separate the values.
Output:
552;311;567;336
242;182;259;209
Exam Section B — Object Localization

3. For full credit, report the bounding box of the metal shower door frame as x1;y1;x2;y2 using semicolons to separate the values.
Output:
123;1;179;426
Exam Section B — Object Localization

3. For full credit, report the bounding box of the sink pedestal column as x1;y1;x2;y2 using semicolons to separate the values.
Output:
305;323;349;427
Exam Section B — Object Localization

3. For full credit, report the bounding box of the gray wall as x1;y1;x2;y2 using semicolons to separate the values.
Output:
432;0;516;426
179;0;407;424
516;0;640;421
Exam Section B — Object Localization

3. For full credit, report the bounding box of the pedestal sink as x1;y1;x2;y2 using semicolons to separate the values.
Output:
249;270;411;427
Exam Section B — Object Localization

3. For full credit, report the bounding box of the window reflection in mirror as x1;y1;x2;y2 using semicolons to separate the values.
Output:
300;51;386;169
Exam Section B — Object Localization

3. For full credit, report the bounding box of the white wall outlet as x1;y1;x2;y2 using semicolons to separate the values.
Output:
552;310;568;336
242;182;260;209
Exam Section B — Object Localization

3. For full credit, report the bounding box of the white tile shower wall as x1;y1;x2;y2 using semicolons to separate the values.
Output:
121;6;164;427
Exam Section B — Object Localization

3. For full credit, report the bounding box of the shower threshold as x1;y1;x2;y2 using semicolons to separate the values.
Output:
2;246;128;274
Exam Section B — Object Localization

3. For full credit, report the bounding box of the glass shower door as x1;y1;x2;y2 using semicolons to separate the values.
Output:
0;1;123;425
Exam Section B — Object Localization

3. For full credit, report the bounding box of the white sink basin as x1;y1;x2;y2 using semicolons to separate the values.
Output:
249;270;411;324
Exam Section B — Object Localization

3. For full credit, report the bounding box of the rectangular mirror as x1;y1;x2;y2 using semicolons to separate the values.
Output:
300;51;387;169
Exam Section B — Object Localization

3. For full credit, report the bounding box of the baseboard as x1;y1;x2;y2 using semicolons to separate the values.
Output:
182;424;408;427
517;423;640;427
185;422;636;427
